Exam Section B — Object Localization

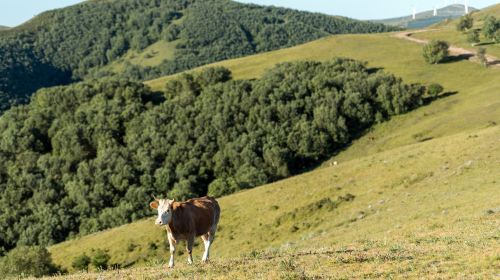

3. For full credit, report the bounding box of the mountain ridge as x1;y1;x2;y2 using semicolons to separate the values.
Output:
0;0;396;114
372;4;477;28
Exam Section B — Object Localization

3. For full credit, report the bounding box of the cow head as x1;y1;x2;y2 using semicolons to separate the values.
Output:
150;196;175;226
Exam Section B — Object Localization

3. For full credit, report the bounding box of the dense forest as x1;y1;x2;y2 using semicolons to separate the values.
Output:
0;0;397;114
0;59;429;251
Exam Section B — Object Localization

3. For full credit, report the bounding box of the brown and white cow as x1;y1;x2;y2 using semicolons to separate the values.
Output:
150;196;220;268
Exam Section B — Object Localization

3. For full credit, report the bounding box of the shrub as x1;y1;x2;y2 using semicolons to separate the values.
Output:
494;29;500;43
476;48;488;67
127;241;137;252
466;30;480;45
456;14;473;32
482;16;499;40
91;249;111;270
0;246;59;277
423;40;449;64
148;241;158;251
72;253;91;271
427;84;444;99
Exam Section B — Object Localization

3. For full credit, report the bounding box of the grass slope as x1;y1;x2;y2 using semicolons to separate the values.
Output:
104;40;179;72
146;32;500;164
46;6;500;279
47;123;500;279
412;4;500;58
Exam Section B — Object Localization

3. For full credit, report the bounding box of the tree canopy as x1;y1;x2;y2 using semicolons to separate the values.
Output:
0;59;428;251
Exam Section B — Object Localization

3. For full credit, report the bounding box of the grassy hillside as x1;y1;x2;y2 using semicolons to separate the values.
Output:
372;4;476;29
0;25;9;30
47;19;500;278
412;4;500;58
146;32;500;163
47;122;500;279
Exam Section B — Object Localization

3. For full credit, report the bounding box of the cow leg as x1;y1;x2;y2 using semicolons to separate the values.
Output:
201;234;210;262
168;233;176;268
186;236;194;265
201;228;216;263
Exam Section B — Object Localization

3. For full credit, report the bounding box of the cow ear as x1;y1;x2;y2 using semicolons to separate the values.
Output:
169;199;175;204
150;201;159;209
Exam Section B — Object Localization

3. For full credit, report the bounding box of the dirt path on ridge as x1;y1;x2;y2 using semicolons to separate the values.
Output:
393;29;500;68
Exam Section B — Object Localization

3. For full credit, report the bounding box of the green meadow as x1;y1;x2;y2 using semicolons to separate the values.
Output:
43;5;500;279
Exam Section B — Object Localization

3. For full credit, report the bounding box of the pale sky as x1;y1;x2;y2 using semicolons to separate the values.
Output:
1;0;83;27
1;0;499;27
236;0;500;20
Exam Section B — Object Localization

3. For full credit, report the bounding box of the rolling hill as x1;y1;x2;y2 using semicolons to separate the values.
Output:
0;25;9;30
1;2;499;279
43;5;500;278
0;0;395;114
373;4;476;29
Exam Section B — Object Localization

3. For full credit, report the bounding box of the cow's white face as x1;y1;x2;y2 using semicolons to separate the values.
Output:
150;198;174;226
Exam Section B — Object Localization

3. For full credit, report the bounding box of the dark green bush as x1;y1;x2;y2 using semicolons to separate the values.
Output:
456;14;473;32
477;48;488;67
427;84;444;98
423;40;449;64
0;246;59;277
148;242;158;251
466;30;480;45
495;29;500;43
72;253;91;271
127;241;137;252
482;16;500;40
91;249;111;270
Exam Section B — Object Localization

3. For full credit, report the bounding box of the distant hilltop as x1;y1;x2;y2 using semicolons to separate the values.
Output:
373;4;477;29
0;25;10;30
